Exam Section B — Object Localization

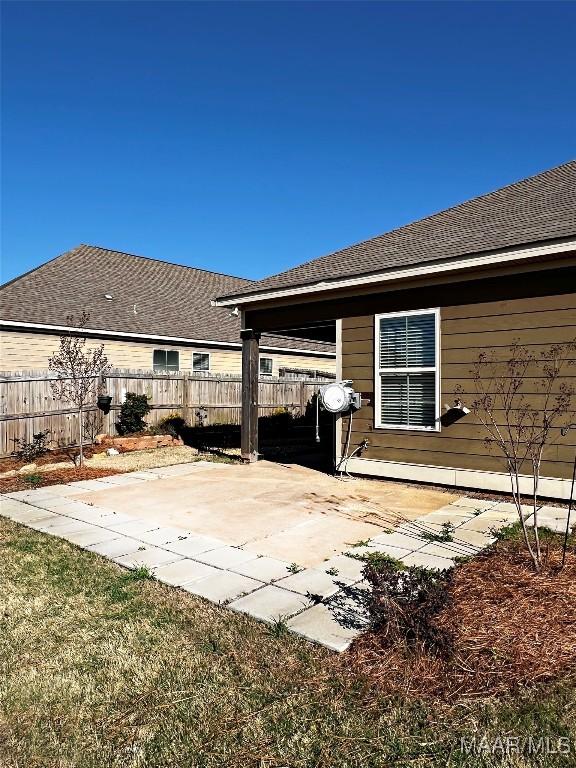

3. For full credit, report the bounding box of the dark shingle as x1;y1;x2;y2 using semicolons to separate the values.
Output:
0;245;333;353
218;160;576;300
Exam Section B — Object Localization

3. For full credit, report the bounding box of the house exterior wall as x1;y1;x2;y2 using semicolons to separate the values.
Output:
0;330;335;376
341;290;576;497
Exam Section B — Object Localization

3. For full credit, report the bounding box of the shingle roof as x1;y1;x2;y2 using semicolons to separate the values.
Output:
0;245;334;353
218;160;576;301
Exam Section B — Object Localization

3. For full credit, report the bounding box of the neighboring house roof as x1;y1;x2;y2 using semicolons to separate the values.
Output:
0;245;334;354
216;160;576;302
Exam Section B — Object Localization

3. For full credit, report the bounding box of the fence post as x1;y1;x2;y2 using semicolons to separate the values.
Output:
182;371;190;424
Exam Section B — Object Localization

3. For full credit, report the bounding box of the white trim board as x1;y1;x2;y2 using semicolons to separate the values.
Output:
345;456;573;501
211;238;576;307
0;320;335;359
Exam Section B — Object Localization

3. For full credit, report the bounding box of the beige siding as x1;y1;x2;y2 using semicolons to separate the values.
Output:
0;330;335;376
341;292;576;481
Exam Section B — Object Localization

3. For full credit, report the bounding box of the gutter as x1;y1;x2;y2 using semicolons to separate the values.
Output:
211;237;576;307
0;320;336;359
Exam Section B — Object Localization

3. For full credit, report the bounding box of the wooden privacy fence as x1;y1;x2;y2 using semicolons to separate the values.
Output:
0;369;329;456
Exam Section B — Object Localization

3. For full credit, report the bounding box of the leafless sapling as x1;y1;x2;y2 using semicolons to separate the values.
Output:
48;313;111;467
467;340;575;571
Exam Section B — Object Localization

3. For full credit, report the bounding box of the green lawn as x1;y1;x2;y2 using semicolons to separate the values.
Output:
1;517;575;768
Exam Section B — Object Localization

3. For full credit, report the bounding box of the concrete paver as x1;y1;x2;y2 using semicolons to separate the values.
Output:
86;536;143;558
401;551;454;570
61;526;121;548
230;585;310;623
320;554;365;583
136;526;187;545
276;567;352;599
195;545;259;569
107;519;159;536
164;534;228;557
1;503;56;523
229;555;292;582
115;546;182;570
153;559;220;586
370;531;426;550
287;603;361;652
183;571;262;603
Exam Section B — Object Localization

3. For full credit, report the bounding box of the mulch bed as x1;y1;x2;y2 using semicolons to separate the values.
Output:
0;446;110;474
345;540;576;700
0;466;124;494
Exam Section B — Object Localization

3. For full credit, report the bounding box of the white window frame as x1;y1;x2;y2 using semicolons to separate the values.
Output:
374;307;441;432
259;356;274;376
192;352;211;372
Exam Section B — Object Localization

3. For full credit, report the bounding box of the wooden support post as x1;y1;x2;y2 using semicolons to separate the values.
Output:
241;328;260;462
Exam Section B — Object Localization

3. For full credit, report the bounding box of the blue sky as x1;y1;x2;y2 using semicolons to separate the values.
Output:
2;1;575;284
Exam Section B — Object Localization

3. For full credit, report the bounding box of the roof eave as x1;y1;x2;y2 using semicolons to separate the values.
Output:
211;237;576;308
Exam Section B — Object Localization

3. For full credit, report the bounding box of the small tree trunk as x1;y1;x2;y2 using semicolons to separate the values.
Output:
78;405;84;467
510;461;539;571
532;459;542;566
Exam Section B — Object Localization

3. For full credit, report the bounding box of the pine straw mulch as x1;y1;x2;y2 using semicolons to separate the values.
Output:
344;540;576;701
0;466;124;493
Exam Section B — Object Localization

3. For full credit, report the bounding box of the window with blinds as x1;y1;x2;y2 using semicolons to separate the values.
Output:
192;353;210;372
375;309;439;430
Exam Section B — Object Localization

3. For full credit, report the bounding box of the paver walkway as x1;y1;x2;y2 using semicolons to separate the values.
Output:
2;462;569;651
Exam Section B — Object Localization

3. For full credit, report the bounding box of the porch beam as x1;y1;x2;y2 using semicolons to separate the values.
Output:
241;328;260;462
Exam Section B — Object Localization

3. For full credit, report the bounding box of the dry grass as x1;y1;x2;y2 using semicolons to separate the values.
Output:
85;444;203;471
1;518;575;767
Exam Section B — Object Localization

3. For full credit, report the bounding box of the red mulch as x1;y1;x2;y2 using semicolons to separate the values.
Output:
344;541;576;700
0;466;124;493
0;445;111;474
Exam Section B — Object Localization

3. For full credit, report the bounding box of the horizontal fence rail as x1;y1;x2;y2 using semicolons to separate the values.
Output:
0;369;330;456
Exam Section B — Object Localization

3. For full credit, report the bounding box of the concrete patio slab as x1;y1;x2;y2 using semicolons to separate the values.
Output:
459;512;518;532
163;534;228;557
61;526;121;548
136;526;187;545
287;603;361;652
401;551;454;570
370;531;426;550
67;479;118;491
320;554;365;583
183;571;262;603
417;541;471;559
195;545;259;569
229;555;293;582
451;528;496;549
44;520;96;537
1;502;54;523
276;567;352;599
348;543;412;560
153;559;220;586
115;546;182;570
96;474;150;486
106;519;159;537
86;536;143;558
449;497;499;511
229;585;310;623
26;514;79;531
70;460;457;568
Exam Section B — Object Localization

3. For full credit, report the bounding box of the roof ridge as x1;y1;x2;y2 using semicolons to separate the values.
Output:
75;244;255;284
0;244;86;291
